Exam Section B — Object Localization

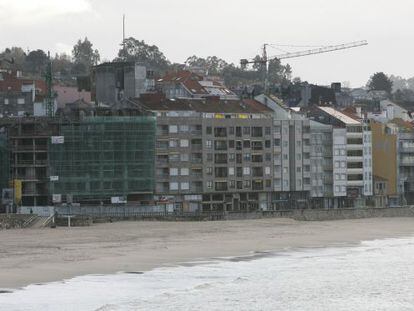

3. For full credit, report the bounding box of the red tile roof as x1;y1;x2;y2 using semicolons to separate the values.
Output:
0;70;47;95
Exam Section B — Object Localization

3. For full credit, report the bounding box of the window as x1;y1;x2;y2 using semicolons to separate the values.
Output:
229;167;235;176
283;154;288;160
335;186;340;192
229;127;235;135
229;140;235;148
206;126;212;134
229;153;235;162
236;154;242;163
243;140;251;148
341;161;346;168
169;140;178;148
237;181;243;189
265;153;271;161
244;180;251;188
341;186;346;192
170;182;179;190
243;126;250;135
265;140;271;148
170;168;179;176
335;161;340;168
265;167;271;175
179;125;189;132
207;153;213;161
180;139;189;147
236;126;242;137
180;154;189;162
341;174;346;180
180;168;189;176
243;167;251;175
296;167;301;173
236;167;243;177
214;127;227;137
243;153;251;161
283;167;288;174
207;181;213;189
236;140;242;150
206;140;212;149
335;174;340;180
170;154;179;161
206;167;213;175
283;141;288;147
265;127;271;135
229;180;235;189
17;98;25;105
181;182;190;190
334;149;339;156
274;139;280;146
169;125;178;133
297;179;302;187
4;98;9;105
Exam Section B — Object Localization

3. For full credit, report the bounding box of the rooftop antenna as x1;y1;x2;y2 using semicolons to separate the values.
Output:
122;14;126;56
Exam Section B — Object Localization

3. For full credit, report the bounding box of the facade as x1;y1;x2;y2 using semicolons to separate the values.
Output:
93;62;155;105
308;106;373;207
137;96;274;212
0;70;47;118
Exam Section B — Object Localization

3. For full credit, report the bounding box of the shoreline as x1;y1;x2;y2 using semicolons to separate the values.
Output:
1;217;414;289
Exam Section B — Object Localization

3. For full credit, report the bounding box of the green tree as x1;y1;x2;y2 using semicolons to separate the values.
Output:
117;37;170;73
25;49;48;74
367;72;393;94
72;37;100;74
0;47;26;70
184;55;229;75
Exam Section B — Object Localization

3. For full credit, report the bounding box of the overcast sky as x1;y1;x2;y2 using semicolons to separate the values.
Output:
1;0;413;87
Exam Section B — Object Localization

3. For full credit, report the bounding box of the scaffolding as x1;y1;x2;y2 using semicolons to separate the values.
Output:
0;134;9;192
48;116;156;202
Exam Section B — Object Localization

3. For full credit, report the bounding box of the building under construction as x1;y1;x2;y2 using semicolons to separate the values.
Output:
0;101;156;207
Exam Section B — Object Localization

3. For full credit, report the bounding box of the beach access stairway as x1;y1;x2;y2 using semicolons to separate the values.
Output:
21;215;54;228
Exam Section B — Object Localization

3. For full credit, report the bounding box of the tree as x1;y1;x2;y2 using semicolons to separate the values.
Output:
184;55;229;75
117;37;170;73
25;49;48;74
0;47;26;70
72;37;100;74
367;72;393;94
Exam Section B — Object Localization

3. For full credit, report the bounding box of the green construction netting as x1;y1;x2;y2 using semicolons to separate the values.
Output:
48;116;156;200
0;134;10;192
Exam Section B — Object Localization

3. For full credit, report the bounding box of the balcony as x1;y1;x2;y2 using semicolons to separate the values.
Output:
400;158;414;166
347;180;364;187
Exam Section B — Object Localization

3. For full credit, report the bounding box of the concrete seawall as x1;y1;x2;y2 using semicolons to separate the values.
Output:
290;207;414;221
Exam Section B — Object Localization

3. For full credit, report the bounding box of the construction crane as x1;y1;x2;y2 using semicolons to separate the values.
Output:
240;40;368;93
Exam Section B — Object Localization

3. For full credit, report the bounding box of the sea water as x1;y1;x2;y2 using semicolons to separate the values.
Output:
1;237;414;311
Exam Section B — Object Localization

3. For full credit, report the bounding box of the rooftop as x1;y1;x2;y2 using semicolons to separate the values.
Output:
318;106;361;125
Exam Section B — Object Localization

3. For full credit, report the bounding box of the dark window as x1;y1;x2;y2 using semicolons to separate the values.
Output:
236;154;242;164
274;139;280;146
214;127;227;137
265;127;271;135
243;126;250;135
243;140;251;148
236;126;242;137
206;126;212;135
251;127;263;137
265;140;271;148
229;127;235;135
229;140;235;148
236;140;242;150
236;167;243;177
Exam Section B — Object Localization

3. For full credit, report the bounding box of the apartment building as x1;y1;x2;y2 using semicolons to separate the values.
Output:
135;96;274;212
309;106;373;207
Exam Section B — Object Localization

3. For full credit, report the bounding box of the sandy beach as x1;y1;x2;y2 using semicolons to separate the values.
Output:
1;217;414;289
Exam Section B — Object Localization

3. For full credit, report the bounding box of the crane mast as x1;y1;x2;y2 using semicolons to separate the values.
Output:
240;40;368;94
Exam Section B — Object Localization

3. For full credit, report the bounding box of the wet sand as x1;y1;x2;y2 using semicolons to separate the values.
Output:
1;217;414;289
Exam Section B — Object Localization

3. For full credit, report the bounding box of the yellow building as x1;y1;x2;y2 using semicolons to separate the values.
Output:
371;121;398;200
